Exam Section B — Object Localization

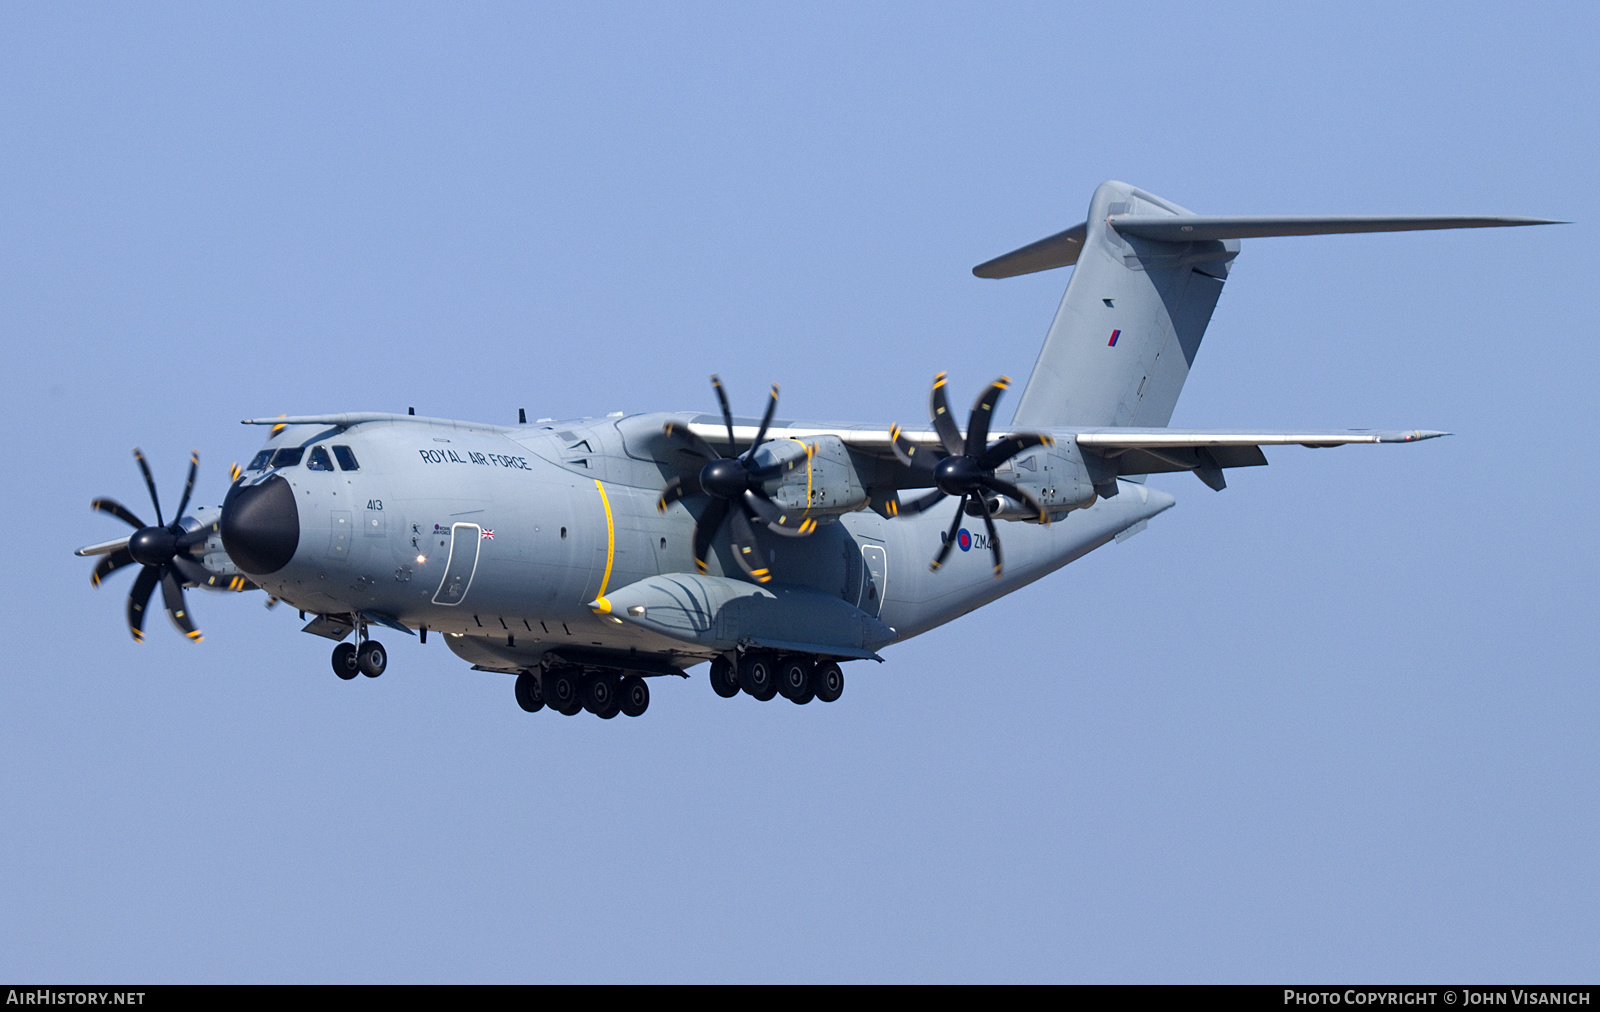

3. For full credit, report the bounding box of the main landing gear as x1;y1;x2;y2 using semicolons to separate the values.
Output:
710;652;843;705
515;667;651;719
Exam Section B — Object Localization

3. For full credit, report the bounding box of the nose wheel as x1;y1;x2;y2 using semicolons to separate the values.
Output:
332;642;359;680
330;637;387;679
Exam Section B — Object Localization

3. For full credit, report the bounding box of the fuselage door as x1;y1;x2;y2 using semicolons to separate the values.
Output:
432;523;483;606
858;544;887;617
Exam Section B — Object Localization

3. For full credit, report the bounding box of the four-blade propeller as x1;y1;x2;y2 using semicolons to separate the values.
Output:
890;373;1054;577
85;448;248;642
658;375;820;584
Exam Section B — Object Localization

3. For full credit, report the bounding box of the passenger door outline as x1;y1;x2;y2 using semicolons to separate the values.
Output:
432;523;483;606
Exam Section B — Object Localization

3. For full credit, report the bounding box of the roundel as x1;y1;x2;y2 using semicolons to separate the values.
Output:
957;529;972;552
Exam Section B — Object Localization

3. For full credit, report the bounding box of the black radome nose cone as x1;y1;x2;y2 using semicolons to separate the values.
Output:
220;474;300;575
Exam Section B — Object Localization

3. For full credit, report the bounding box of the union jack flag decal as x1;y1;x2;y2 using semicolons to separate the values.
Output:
481;529;495;540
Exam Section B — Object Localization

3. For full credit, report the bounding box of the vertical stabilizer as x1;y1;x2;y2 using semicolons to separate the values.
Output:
1005;181;1237;428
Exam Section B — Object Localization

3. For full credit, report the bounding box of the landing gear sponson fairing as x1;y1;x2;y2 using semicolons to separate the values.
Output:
76;181;1557;719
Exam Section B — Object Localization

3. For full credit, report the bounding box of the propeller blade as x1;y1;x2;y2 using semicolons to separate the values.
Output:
743;383;780;461
169;554;214;586
976;432;1055;471
978;475;1050;524
889;424;941;472
657;473;704;513
692;498;731;574
928;373;966;457
726;504;771;583
930;496;968;572
710;374;737;451
175;522;218;549
91;497;146;530
132;448;164;526
171;450;199;521
170;553;256;592
661;422;722;462
895;488;949;516
126;565;159;643
229;462;242;483
159;566;202;641
92;548;135;588
964;377;1011;456
743;489;817;537
971;491;1003;578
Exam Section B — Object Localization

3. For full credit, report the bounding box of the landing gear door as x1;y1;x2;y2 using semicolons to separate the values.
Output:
858;544;887;617
432;523;482;606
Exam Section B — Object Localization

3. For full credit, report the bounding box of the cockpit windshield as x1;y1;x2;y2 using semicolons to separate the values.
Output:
332;445;360;471
247;450;274;471
269;447;305;468
307;446;334;471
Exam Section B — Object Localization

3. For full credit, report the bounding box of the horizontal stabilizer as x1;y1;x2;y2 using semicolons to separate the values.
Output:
972;222;1088;279
1109;215;1562;243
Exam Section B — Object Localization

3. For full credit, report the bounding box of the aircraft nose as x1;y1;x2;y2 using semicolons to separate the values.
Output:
220;473;300;575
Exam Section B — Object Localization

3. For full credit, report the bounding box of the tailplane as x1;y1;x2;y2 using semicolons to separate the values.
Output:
982;180;1559;429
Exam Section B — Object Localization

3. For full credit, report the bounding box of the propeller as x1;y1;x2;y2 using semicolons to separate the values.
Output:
889;373;1055;577
85;448;250;642
657;375;819;583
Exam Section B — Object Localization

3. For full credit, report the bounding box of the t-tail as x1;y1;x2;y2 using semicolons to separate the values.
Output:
977;179;1560;429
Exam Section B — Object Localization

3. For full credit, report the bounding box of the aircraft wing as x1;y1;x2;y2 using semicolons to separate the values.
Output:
1071;428;1448;448
686;421;1446;453
686;420;1447;494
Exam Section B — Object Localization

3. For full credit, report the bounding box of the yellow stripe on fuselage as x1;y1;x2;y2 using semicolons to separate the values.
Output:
594;479;615;599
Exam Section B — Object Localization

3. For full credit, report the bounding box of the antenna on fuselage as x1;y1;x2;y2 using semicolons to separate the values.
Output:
519;408;526;424
408;407;415;415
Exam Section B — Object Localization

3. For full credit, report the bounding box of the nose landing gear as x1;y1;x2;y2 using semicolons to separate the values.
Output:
328;617;388;681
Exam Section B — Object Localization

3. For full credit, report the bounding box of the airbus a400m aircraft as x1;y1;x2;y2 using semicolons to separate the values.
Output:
77;181;1556;719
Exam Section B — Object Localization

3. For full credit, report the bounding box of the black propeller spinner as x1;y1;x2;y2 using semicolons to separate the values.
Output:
88;449;246;642
657;375;820;584
889;373;1055;577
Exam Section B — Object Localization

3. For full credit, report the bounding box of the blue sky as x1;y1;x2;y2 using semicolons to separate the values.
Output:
3;2;1596;982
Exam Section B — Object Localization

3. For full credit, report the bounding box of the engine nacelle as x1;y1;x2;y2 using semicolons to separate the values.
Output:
753;434;869;517
982;438;1097;522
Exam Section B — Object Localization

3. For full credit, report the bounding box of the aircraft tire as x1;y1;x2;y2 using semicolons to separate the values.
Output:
357;640;387;677
813;661;844;703
514;671;545;713
332;642;359;680
709;656;739;698
582;672;620;717
619;675;649;717
776;656;813;704
738;651;777;701
545;667;583;715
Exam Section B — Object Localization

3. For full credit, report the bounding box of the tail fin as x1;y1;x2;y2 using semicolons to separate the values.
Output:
985;180;1559;429
998;181;1233;429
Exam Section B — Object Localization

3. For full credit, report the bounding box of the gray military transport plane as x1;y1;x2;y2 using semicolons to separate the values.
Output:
76;181;1557;719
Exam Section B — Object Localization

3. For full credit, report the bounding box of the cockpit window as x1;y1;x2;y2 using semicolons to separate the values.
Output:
270;447;305;468
247;450;274;471
332;445;360;471
307;446;334;471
